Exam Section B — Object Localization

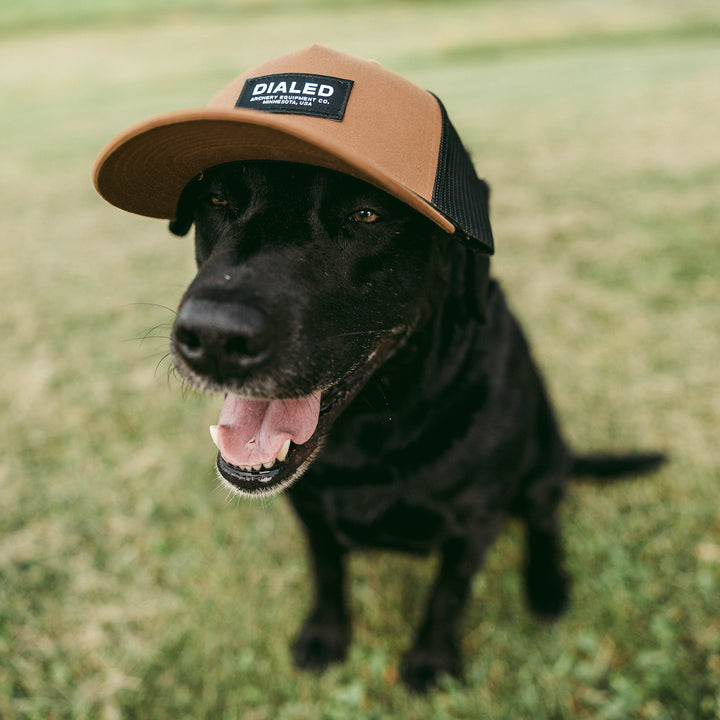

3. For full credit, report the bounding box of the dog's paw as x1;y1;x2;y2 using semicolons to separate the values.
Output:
400;644;462;693
292;618;349;671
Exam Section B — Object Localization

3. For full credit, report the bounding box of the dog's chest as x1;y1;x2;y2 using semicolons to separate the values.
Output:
309;379;481;553
323;488;453;553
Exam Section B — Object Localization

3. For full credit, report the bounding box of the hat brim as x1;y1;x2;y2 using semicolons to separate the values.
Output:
92;108;456;235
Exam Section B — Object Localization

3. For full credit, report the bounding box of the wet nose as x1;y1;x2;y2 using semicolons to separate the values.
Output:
172;298;274;377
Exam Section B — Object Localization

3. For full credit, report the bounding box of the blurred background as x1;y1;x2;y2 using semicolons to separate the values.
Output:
1;1;719;718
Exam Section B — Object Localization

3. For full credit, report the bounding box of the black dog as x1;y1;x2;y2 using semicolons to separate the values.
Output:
169;160;664;692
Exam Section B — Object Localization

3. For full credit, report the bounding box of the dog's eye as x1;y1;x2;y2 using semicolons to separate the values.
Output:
210;195;228;207
350;209;380;224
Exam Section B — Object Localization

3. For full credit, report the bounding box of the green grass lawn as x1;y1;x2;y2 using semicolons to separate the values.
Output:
1;1;719;718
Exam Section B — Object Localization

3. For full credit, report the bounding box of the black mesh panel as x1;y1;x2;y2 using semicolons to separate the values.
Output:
432;98;494;254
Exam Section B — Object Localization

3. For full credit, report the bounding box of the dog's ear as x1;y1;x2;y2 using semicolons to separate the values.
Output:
169;215;193;237
168;173;204;236
168;188;194;236
447;242;491;324
464;251;491;323
444;176;492;321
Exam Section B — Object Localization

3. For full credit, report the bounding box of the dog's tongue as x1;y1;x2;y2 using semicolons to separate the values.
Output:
211;392;321;467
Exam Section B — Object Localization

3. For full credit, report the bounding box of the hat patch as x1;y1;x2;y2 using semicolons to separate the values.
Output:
236;73;354;121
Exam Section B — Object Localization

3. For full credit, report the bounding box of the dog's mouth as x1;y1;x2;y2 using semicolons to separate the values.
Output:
212;340;396;497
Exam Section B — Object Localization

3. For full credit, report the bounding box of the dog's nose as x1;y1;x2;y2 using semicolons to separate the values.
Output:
172;298;273;376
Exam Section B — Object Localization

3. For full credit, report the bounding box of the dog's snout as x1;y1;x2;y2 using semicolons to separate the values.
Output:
173;298;273;377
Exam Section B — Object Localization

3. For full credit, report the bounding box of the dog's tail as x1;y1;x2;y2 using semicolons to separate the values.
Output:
571;452;667;481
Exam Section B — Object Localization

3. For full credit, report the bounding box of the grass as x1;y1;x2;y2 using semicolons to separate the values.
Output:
1;0;719;717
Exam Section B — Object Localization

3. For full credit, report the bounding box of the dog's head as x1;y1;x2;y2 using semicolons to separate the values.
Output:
93;47;496;497
170;161;465;496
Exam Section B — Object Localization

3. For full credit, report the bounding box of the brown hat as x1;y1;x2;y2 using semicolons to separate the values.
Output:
93;45;494;253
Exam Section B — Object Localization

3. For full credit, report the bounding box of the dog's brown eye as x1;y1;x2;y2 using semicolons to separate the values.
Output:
210;195;228;207
351;209;380;224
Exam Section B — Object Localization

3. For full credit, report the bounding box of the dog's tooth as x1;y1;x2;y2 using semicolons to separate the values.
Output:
277;438;291;463
209;425;219;448
252;464;263;472
263;460;276;469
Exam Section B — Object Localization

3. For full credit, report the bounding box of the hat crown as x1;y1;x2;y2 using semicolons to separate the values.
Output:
207;45;443;203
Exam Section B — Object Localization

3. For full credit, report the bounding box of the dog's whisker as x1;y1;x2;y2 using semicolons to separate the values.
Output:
126;301;177;316
126;330;172;346
139;349;173;367
179;378;198;400
211;480;229;500
140;333;171;341
162;358;196;397
135;332;172;345
125;305;176;348
220;483;239;507
153;352;173;378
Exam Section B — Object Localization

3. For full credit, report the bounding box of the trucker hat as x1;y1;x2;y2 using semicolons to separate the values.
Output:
93;44;494;253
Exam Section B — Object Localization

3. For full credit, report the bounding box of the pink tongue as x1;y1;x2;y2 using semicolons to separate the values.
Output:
214;392;321;467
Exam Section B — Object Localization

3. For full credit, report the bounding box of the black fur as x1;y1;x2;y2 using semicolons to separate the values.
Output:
169;160;664;692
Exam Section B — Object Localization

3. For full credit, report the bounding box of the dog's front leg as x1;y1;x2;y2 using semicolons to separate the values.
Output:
401;523;501;693
291;513;350;671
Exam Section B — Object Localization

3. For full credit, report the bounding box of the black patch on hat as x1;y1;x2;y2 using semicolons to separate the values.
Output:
236;73;354;121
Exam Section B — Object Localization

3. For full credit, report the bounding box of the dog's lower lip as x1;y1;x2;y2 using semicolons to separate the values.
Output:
215;379;360;495
215;394;333;494
217;453;286;491
222;455;283;477
214;334;405;496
